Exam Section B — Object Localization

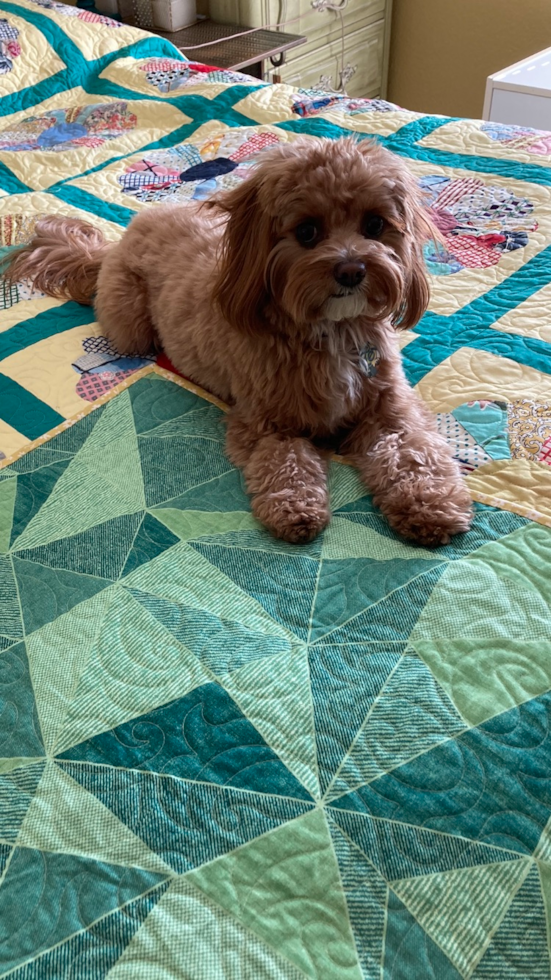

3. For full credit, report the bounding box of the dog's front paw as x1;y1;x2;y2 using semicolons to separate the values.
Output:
379;479;473;546
253;491;330;544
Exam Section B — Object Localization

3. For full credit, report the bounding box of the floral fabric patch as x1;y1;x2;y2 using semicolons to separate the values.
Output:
0;17;20;74
0;102;137;151
421;175;537;275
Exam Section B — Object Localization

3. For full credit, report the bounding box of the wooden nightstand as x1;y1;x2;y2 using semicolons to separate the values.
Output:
483;47;551;129
147;19;306;79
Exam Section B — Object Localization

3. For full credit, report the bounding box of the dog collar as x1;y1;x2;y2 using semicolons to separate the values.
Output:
358;343;380;377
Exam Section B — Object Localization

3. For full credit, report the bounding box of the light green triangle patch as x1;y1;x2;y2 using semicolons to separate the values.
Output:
322;516;438;561
153;508;258;542
17;762;173;875
410;557;549;645
413;636;551;728
26;585;211;756
465;522;551;603
105;877;304;980
534;816;551;863
186;808;363;980
410;557;551;728
0;477;16;553
328;462;367;511
124;540;296;643
12;390;146;551
26;586;117;754
51;587;212;755
221;644;319;798
0;757;44;775
393;859;531;977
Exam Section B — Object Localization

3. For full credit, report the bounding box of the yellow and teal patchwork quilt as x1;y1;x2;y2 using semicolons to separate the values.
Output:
1;3;551;978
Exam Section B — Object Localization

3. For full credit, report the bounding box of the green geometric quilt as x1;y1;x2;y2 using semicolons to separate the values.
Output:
2;369;551;978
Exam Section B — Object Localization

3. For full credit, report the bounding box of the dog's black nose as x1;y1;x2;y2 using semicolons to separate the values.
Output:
333;260;366;288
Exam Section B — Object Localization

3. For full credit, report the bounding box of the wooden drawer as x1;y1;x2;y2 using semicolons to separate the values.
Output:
278;19;385;98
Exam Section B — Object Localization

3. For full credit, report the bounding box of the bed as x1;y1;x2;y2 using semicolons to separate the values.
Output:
1;3;551;978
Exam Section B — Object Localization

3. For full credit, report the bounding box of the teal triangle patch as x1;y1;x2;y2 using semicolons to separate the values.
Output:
0;846;169;975
152;468;249;513
9;459;71;547
58;681;313;802
15;512;144;579
9;447;73;474
328;818;388;980
310;643;402;793
120;512;179;577
0;762;44;843
129;373;205;434
40;405;105;454
0;844;10;878
383;891;462;979
309;558;445;644
0;642;44;759
472;864;549;977
61;759;312;873
139;434;233;508
128;588;291;674
3;883;170;980
189;541;320;641
328;808;523;882
327;652;464;800
0;555;23;643
12;557;112;634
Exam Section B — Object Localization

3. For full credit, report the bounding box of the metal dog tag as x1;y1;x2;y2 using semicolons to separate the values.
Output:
359;343;380;377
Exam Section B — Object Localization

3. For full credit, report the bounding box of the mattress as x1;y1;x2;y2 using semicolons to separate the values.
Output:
0;3;551;978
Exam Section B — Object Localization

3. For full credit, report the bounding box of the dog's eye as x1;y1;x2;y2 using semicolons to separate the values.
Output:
295;221;321;248
362;214;385;239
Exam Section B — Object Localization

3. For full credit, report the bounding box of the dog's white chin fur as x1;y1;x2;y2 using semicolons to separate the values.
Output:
322;291;367;322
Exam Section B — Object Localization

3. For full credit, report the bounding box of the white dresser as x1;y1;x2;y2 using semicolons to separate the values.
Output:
207;0;393;99
483;46;551;130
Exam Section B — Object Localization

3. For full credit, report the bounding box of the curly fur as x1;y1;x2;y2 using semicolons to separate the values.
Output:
7;137;472;545
5;214;109;305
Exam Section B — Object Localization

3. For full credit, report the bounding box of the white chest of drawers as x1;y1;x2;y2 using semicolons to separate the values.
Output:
208;0;393;99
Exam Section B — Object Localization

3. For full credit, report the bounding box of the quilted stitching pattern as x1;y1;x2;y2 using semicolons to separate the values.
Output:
0;367;550;979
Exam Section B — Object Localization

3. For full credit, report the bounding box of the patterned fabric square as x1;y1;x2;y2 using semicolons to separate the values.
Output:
508;399;551;461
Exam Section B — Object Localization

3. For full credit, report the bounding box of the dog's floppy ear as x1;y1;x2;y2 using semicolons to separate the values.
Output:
207;171;273;336
356;140;439;332
393;182;440;331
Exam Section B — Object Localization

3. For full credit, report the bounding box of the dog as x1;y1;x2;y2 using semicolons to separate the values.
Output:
6;136;472;545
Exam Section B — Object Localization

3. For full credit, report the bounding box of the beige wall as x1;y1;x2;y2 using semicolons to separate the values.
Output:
388;0;551;119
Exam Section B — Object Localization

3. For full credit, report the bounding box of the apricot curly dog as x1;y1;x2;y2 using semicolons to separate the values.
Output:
7;136;472;545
